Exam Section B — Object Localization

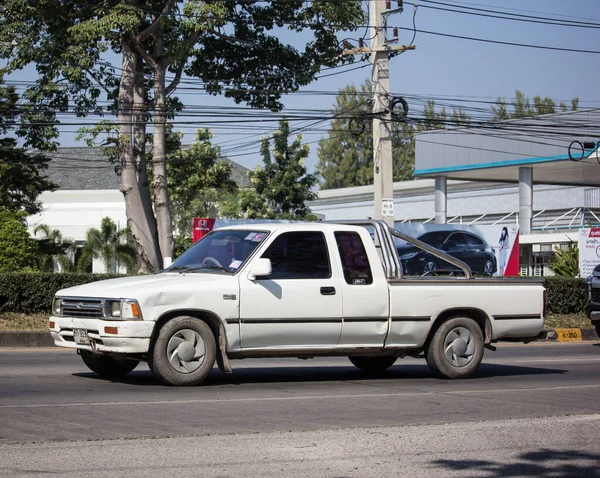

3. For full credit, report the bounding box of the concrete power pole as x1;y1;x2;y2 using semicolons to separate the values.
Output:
371;0;394;227
344;1;414;228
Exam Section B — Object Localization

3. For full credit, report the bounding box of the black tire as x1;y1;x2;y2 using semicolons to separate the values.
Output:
80;350;139;377
349;355;397;372
483;259;495;276
422;258;438;275
426;317;484;379
150;316;216;386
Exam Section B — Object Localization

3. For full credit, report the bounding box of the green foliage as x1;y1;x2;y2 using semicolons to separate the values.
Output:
0;209;38;272
0;81;57;214
492;90;580;120
157;128;238;245
317;81;415;190
543;277;587;314
550;243;579;277
0;273;123;314
234;119;317;219
33;224;78;272
82;217;137;273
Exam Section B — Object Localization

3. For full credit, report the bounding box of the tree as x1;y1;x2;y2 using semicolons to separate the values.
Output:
156;128;238;255
81;217;137;274
1;0;365;272
317;81;415;190
491;90;580;120
33;224;77;272
235;119;317;219
0;209;38;272
0;81;56;214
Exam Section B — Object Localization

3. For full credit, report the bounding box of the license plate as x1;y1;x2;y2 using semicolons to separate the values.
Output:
73;328;90;345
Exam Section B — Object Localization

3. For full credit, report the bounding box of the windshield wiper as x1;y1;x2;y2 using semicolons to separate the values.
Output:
164;265;205;273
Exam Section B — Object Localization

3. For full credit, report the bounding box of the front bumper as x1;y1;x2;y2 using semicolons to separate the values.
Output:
49;316;155;354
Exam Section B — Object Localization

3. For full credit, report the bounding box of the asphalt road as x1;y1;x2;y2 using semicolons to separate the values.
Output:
0;342;599;477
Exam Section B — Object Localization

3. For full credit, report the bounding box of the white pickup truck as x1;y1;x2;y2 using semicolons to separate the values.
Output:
49;220;546;386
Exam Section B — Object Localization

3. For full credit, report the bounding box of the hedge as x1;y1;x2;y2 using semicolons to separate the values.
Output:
0;273;124;314
0;273;589;315
542;277;588;315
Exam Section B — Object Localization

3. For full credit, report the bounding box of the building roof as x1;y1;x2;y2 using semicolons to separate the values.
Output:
44;146;251;190
415;108;600;187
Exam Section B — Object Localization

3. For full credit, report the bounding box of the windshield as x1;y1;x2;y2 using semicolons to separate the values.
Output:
164;229;269;274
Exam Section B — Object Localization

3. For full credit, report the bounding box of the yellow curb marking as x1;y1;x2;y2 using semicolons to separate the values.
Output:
555;328;583;341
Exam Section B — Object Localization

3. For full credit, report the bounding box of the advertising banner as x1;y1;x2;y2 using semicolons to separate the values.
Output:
394;223;520;277
578;228;600;278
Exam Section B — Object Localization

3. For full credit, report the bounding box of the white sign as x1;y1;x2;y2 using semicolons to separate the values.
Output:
381;198;395;217
578;228;600;277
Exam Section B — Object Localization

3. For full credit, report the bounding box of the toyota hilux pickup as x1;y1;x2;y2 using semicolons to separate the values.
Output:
49;220;546;386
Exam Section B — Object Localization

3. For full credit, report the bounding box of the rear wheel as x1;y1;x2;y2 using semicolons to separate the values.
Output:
150;316;216;386
483;259;495;276
426;317;484;379
80;350;139;377
349;355;397;373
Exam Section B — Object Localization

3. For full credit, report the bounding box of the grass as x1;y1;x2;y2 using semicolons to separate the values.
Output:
545;313;591;329
0;312;49;331
0;312;593;331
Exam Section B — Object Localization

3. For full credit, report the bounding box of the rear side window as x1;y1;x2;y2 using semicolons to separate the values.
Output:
334;231;373;285
261;231;331;279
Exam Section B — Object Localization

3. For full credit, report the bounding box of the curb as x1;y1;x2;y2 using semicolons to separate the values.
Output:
0;328;598;348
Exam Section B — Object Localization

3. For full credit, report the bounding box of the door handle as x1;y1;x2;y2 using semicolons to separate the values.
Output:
320;286;336;296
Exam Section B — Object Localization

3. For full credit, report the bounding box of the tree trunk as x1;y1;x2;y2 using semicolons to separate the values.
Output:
151;31;174;266
133;54;162;272
118;41;161;272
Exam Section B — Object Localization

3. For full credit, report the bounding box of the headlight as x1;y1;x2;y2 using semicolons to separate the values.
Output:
107;300;142;320
52;298;62;316
109;301;121;317
121;300;142;320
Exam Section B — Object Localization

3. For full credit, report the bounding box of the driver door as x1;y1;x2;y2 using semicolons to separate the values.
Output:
239;231;343;349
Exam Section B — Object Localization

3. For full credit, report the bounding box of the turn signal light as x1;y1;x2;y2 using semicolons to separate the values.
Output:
49;321;55;329
131;302;140;318
104;326;118;335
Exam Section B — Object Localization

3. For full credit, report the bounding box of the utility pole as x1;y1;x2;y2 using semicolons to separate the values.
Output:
343;0;414;228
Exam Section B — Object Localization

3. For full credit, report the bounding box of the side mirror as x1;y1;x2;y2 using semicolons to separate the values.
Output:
248;258;272;281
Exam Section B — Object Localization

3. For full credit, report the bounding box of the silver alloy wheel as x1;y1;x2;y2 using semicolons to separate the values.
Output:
166;328;206;373
423;260;437;274
443;326;476;367
483;260;494;276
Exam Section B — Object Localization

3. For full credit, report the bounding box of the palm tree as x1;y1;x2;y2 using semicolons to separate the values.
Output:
83;217;137;273
33;224;76;272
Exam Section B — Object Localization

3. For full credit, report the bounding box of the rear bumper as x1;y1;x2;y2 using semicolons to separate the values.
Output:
49;316;155;354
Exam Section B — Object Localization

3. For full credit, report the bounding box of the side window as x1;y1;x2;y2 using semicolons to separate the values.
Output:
465;234;484;246
334;231;373;285
261;231;331;279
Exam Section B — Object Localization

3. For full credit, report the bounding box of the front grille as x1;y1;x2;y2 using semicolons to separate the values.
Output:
592;288;600;303
61;299;104;318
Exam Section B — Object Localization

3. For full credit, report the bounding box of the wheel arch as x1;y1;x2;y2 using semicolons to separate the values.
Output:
150;309;231;373
424;307;492;349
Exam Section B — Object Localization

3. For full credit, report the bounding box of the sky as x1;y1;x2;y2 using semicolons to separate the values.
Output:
7;0;600;175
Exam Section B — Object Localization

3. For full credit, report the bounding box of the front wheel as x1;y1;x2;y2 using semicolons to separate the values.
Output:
426;317;484;379
150;316;216;386
349;355;397;373
80;350;139;377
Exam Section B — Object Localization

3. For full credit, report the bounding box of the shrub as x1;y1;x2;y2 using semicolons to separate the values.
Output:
0;210;38;272
0;273;123;314
543;276;587;314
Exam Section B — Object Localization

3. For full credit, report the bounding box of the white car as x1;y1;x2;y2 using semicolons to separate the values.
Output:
49;221;546;385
